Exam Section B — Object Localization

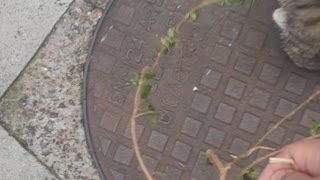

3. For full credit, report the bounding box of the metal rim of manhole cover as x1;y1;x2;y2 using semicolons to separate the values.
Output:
83;0;320;179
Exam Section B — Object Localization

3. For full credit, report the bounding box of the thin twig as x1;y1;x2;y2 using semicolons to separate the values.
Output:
130;1;222;179
231;90;320;167
253;90;320;148
240;133;320;176
245;146;275;157
240;149;283;176
176;0;220;31
152;0;219;71
130;68;154;180
206;149;225;172
136;111;158;118
206;149;230;180
130;0;320;179
269;158;298;170
151;48;165;72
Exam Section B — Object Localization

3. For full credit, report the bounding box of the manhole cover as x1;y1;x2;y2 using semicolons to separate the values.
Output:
84;0;320;179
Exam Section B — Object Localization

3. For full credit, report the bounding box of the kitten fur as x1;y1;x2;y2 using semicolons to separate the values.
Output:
273;0;320;70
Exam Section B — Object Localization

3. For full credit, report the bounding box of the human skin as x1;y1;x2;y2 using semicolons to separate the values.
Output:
259;140;320;180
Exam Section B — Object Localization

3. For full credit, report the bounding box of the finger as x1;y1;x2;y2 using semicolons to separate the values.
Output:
259;161;292;180
260;140;320;180
284;140;320;176
281;171;314;180
259;151;294;180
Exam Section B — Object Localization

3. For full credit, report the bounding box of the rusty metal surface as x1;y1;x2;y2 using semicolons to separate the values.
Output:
84;0;320;179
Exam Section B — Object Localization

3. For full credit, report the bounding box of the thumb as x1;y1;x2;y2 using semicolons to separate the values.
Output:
281;171;314;180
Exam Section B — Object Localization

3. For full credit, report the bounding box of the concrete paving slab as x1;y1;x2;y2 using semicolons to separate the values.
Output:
0;0;72;97
0;0;72;179
0;0;107;179
0;126;56;180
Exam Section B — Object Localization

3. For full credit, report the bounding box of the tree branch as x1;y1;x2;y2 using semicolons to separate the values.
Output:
240;133;320;176
230;90;320;167
253;90;320;148
130;68;154;180
130;1;223;179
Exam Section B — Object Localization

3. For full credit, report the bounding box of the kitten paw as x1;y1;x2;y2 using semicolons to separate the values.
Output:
273;8;287;31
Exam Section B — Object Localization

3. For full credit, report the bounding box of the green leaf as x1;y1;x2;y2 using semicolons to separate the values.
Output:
145;73;156;80
167;27;176;39
166;36;176;48
130;73;141;87
168;39;176;49
146;112;159;126
310;118;320;136
141;84;152;99
248;168;260;179
161;36;175;52
161;37;170;50
130;79;138;87
190;12;198;22
238;168;260;180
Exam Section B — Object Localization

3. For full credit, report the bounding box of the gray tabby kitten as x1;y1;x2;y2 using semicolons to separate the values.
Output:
273;0;320;70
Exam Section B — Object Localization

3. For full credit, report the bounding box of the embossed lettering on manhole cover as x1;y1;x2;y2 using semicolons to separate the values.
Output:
85;0;320;179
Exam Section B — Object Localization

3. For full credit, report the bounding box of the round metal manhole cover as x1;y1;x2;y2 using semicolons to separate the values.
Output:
84;0;320;179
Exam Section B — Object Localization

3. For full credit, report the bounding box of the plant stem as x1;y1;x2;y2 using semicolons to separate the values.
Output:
130;68;154;180
151;48;165;72
253;90;320;148
206;149;225;172
219;172;227;180
176;0;220;31
130;1;223;178
230;90;320;167
127;2;320;180
240;149;283;176
136;111;158;118
240;133;320;176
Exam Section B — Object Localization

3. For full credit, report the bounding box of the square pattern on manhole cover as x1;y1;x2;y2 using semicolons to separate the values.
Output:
85;0;320;179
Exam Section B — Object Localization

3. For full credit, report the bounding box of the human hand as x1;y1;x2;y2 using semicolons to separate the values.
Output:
259;139;320;180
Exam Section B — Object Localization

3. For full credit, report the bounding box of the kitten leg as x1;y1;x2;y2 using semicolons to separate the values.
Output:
281;33;320;70
273;8;287;31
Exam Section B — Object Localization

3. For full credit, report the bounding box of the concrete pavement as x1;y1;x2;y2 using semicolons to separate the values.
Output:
0;0;107;179
0;0;78;179
0;0;72;97
0;126;56;180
